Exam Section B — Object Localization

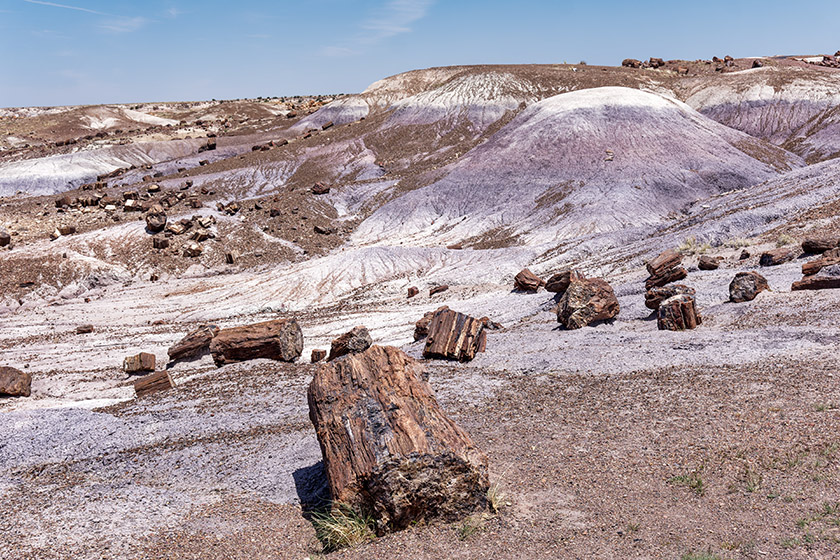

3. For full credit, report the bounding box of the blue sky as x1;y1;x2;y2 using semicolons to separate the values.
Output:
0;0;838;107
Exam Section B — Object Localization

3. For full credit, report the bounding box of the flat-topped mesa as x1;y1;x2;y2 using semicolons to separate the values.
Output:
423;307;486;362
209;318;303;366
307;345;489;535
557;277;620;329
644;249;688;289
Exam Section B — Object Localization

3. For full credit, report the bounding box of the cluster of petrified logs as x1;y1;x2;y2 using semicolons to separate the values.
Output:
643;249;701;331
792;237;840;291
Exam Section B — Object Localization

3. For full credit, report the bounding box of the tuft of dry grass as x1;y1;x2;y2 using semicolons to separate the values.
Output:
678;236;711;255
310;503;375;552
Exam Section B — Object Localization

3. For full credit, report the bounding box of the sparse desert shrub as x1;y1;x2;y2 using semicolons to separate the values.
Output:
311;503;375;552
678;236;711;255
776;233;795;247
668;471;705;496
681;550;722;560
486;481;508;513
724;237;751;248
744;467;762;493
457;513;491;540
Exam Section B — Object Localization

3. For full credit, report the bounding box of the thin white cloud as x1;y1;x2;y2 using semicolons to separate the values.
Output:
99;16;149;33
321;0;433;57
359;0;433;44
166;6;182;18
22;0;108;16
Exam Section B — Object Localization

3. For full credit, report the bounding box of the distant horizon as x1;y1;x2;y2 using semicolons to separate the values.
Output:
1;0;839;108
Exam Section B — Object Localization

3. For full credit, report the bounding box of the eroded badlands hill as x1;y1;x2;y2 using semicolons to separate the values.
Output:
3;54;840;560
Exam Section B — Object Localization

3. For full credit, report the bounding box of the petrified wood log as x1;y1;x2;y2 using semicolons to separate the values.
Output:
407;286;419;298
429;285;449;296
145;204;167;233
697;255;722;270
759;246;798;267
327;326;372;361
134;371;175;398
414;306;448;341
311;349;327;363
657;294;701;331
209;318;303;366
646;249;682;276
801;237;838;254
123;352;156;374
557;277;620;329
168;324;219;362
513;268;545;292
422;308;486;362
308;345;489;534
644;266;688;290
801;252;840;276
729;271;769;302
792;265;840;291
644;284;695;310
0;366;31;397
545;269;584;294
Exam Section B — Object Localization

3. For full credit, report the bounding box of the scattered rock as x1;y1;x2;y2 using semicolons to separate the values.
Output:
801;237;839;254
210;318;303;366
307;345;489;535
311;349;327;363
414;306;448;341
513;268;545;292
152;237;170;249
134;371;175;398
321;121;334;130
76;325;94;334
739;249;750;260
545;269;584;294
123;352;156;375
0;366;32;397
311;182;331;195
622;58;642;68
644;249;687;289
225;250;238;265
792;264;840;291
429;285;449;296
422;307;486;362
697;255;722;270
168;324;220;362
183;242;203;257
644;284;695;310
752;59;764;68
327;326;373;361
657;294;702;331
57;225;76;236
729;271;769;302
407;286;419;298
314;225;336;235
759;246;798;267
648;57;665;68
0;230;11;247
145;204;167;233
557;277;620;329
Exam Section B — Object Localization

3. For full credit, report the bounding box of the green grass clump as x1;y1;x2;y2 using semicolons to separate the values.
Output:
668;471;706;496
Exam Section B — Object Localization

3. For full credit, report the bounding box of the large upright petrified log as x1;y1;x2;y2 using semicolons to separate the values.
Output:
657;294;702;331
422;307;486;362
308;345;489;534
557;277;620;329
209;318;303;366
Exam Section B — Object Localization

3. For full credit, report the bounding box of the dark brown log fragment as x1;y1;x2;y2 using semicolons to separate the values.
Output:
657;294;702;331
801;237;838;254
134;371;175;398
513;268;545;292
209;318;303;366
168;324;220;362
545;270;584;294
0;366;31;397
729;271;769;302
759;246;799;267
644;284;695;310
423;308;485;362
327;326;372;361
307;345;489;535
123;352;156;374
557;278;620;329
644;266;688;290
